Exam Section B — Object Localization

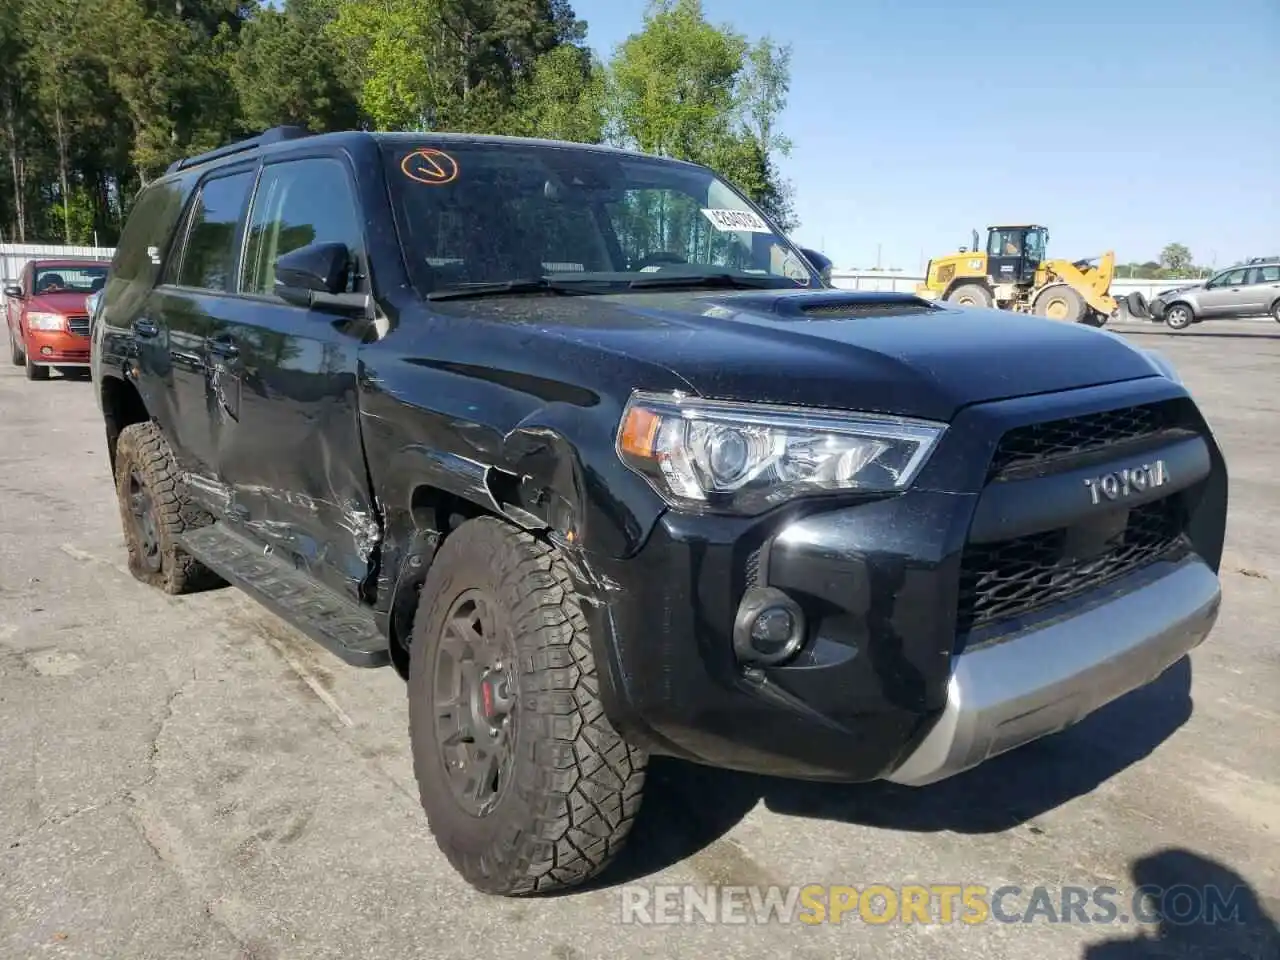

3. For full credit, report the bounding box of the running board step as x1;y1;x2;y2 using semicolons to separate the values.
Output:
177;524;390;668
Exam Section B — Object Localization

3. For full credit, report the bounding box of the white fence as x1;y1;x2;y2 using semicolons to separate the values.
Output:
1;243;116;289
830;270;1178;301
1;243;1180;301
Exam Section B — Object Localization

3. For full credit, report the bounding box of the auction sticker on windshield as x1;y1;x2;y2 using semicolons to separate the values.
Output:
700;208;772;233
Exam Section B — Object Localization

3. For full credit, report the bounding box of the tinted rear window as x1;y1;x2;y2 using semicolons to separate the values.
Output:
110;179;192;285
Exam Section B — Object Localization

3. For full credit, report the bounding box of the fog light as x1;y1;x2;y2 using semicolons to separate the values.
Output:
733;586;806;666
40;346;53;356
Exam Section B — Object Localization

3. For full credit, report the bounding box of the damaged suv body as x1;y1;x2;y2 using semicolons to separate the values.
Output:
91;127;1227;896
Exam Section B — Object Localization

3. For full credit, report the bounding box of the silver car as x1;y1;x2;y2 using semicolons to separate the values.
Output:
1151;258;1280;330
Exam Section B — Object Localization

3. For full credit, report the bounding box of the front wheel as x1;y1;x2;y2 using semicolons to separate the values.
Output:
408;516;648;896
1271;300;1280;324
24;353;49;380
1031;284;1086;323
8;328;23;366
1165;304;1195;330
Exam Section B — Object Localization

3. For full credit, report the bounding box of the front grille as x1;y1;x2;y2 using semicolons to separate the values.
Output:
798;300;938;319
66;314;90;337
956;497;1187;635
988;404;1168;476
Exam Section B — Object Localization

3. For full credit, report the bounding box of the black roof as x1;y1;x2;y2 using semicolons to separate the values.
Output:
164;126;700;178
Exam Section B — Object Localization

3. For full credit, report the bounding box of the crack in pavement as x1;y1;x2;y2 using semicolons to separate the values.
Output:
2;673;196;853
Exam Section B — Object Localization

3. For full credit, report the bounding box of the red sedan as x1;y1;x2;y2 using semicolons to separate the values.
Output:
4;257;109;380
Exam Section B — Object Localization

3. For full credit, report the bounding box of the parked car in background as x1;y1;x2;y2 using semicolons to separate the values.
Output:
5;257;109;379
1148;258;1280;330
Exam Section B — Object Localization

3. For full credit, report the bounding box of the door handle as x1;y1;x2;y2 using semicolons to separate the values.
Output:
206;336;239;359
133;318;159;338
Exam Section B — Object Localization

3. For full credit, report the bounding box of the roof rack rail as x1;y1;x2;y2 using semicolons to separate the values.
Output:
165;126;313;175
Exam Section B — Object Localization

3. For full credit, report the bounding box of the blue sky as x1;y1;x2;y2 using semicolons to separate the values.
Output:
572;0;1279;271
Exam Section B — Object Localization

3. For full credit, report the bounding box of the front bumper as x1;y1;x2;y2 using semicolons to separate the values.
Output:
577;376;1227;785
24;329;90;365
886;557;1219;785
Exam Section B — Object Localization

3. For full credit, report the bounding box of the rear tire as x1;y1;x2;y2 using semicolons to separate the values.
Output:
8;328;23;366
113;421;222;594
1164;303;1195;330
945;283;993;308
24;353;49;380
408;516;647;896
1031;284;1086;322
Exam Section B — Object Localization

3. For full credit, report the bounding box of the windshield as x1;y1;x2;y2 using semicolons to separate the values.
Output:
33;264;107;295
382;140;817;296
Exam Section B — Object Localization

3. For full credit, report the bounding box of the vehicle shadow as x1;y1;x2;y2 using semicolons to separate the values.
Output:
1082;848;1279;959
590;655;1194;890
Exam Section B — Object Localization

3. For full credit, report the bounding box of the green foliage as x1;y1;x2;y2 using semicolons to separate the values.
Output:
604;0;797;230
1160;242;1194;276
232;8;360;132
0;0;799;244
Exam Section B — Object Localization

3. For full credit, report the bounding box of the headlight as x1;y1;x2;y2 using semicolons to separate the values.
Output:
1143;348;1183;385
26;312;65;331
616;391;946;515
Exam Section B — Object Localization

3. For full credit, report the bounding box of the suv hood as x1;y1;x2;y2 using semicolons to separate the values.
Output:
433;288;1164;422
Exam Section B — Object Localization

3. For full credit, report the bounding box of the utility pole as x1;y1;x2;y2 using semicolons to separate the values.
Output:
876;243;882;271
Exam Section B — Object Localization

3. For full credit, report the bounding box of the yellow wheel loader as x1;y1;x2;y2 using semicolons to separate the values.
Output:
915;225;1150;326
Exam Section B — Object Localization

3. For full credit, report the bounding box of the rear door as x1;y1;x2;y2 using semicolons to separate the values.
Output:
137;166;257;483
1243;264;1280;315
212;153;378;602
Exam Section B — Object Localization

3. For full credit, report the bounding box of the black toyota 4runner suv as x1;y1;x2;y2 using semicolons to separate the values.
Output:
91;127;1227;896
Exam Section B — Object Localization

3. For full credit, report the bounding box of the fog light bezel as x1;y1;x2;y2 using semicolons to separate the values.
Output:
733;586;807;666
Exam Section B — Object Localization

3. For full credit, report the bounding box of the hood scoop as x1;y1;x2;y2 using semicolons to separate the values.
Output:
795;296;941;319
716;290;943;321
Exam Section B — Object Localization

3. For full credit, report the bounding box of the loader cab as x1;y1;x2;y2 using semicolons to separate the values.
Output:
985;224;1047;285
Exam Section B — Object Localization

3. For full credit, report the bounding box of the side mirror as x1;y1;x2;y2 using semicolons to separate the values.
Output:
272;242;370;316
274;242;351;301
3;284;23;299
798;247;833;285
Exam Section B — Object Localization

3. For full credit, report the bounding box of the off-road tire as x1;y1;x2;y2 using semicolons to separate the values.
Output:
945;283;993;308
1032;284;1086;323
1164;303;1195;330
408;516;648;896
8;328;23;366
113;421;222;595
24;352;49;380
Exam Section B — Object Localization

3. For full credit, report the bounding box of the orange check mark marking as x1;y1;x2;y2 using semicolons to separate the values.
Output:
401;148;459;185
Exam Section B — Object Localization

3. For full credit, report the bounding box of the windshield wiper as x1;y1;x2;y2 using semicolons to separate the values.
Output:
625;272;792;291
426;277;616;301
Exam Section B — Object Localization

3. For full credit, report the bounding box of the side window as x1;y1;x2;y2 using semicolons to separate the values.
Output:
1252;265;1279;283
241;157;363;298
175;171;255;292
1216;268;1247;287
111;180;190;285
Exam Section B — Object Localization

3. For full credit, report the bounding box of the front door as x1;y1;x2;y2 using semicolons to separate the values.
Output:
212;154;378;603
1197;267;1249;317
986;228;1034;286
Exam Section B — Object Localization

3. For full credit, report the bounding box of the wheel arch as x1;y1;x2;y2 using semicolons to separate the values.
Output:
942;277;994;301
100;373;151;480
